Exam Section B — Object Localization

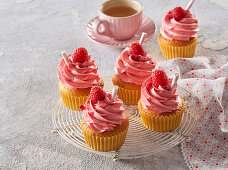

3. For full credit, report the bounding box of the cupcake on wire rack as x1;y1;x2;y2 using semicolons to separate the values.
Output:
138;70;185;132
80;86;129;152
158;0;199;59
58;47;104;110
113;32;156;105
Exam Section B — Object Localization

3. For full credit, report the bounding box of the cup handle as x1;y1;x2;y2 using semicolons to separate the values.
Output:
92;18;111;36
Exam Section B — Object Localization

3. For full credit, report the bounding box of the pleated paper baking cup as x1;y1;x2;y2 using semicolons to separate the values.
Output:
138;99;185;132
59;88;88;111
81;118;129;152
117;86;141;105
158;36;198;59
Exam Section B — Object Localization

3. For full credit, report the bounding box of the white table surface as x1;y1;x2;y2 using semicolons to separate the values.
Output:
1;0;228;169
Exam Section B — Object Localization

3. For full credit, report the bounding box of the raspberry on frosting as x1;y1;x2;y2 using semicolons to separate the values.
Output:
140;71;180;113
115;47;156;85
152;69;169;88
90;86;106;103
58;48;100;89
130;54;141;61
129;42;144;56
82;87;126;133
172;7;186;21
72;47;89;63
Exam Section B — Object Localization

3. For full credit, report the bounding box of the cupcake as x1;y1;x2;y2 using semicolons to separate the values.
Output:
80;86;129;152
158;6;199;59
112;34;156;105
58;47;104;110
138;70;185;132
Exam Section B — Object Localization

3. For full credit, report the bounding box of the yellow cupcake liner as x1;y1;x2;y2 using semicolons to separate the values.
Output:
59;87;88;111
138;99;185;132
117;86;140;105
81;119;128;152
158;36;198;59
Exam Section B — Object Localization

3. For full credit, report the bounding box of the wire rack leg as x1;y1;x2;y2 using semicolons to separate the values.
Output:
51;128;58;133
113;150;119;161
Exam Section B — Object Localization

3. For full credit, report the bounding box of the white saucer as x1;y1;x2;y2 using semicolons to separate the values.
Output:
86;15;156;48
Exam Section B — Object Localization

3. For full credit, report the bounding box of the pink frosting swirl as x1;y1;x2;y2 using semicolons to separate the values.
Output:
160;10;199;41
82;93;126;133
140;77;181;113
115;48;156;85
58;54;100;89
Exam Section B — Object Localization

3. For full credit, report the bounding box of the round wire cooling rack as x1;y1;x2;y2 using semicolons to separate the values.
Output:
52;76;200;161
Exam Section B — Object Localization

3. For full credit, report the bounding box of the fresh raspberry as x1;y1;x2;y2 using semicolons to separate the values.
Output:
172;7;186;21
90;86;106;103
129;42;144;56
131;54;140;61
79;105;85;110
152;70;169;88
72;47;88;63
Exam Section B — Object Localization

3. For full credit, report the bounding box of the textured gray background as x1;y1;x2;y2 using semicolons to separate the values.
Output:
1;0;228;169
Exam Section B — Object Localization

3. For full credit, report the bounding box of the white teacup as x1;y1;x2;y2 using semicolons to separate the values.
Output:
92;0;143;40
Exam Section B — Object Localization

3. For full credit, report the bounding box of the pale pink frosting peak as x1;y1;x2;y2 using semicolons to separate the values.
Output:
58;54;100;89
83;93;126;133
115;48;156;85
160;10;199;41
140;77;181;113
